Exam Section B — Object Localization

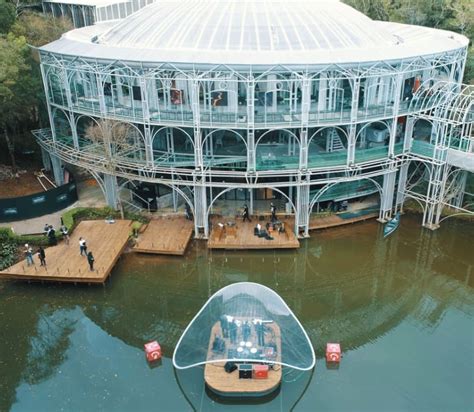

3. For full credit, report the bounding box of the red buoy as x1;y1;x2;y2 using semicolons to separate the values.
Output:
144;341;162;362
326;343;341;363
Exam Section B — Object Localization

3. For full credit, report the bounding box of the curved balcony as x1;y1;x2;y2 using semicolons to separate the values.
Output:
49;93;420;130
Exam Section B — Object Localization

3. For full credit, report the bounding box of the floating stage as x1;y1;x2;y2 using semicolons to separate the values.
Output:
0;220;131;284
204;320;282;397
173;282;315;398
133;216;193;255
208;216;299;250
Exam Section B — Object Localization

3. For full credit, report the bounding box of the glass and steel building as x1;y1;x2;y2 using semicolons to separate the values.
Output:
34;0;473;236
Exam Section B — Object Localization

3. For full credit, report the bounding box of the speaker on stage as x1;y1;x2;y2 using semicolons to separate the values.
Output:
224;362;237;373
238;364;253;379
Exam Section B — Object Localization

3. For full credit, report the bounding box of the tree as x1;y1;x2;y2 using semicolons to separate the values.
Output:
11;11;73;48
85;119;132;165
0;33;30;172
344;0;390;21
0;0;16;34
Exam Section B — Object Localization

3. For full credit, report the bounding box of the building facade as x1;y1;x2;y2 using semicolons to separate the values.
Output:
34;0;474;237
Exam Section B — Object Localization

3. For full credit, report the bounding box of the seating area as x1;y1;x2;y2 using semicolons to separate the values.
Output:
208;215;299;250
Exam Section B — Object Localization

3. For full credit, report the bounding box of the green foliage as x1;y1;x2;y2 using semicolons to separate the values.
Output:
0;11;72;169
344;0;473;82
0;239;17;270
0;0;15;34
11;11;73;48
62;207;149;233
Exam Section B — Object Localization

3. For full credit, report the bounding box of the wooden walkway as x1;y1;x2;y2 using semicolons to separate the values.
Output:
133;216;193;255
208;216;299;250
0;220;132;284
309;212;378;230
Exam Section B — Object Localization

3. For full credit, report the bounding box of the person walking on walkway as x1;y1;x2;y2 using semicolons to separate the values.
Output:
79;237;87;256
242;204;251;222
24;244;34;266
87;251;95;271
37;246;46;266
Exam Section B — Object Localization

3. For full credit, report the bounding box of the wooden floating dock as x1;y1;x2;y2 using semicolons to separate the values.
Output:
204;321;282;397
132;216;193;255
0;220;132;284
208;216;299;250
309;212;378;231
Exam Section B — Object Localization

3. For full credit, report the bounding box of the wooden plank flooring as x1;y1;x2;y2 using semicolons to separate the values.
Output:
205;320;282;395
132;216;193;255
309;212;378;230
0;220;132;283
208;216;299;250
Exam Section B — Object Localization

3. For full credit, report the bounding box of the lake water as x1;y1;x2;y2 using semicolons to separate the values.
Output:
1;215;473;411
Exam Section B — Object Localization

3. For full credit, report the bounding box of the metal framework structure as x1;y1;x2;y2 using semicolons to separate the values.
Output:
33;0;473;237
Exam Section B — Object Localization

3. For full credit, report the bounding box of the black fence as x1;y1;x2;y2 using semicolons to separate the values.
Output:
0;182;78;222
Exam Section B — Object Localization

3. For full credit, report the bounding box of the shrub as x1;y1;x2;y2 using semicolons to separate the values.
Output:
0;240;17;270
62;207;149;234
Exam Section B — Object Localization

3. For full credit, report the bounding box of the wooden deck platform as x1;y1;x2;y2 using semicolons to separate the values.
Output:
0;220;132;284
132;216;193;255
208;216;299;250
204;320;282;397
309;212;378;231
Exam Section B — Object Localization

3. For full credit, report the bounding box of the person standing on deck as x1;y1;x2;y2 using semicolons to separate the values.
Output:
79;237;87;256
47;225;57;246
24;244;34;266
220;315;229;338
242;204;251;222
270;202;276;222
87;251;95;271
60;225;70;245
229;319;238;344
185;203;193;220
37;246;46;266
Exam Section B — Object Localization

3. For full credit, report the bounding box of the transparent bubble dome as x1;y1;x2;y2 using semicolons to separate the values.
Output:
172;282;316;371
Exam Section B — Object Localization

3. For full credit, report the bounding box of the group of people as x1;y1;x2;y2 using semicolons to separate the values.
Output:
79;237;95;271
24;222;95;271
24;244;46;267
219;315;267;347
43;223;70;245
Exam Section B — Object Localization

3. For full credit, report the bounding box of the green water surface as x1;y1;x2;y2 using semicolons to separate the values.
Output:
1;215;473;411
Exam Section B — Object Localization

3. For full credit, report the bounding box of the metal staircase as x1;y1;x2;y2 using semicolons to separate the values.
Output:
326;128;345;152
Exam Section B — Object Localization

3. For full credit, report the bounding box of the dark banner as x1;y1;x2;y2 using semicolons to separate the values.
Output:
0;182;78;223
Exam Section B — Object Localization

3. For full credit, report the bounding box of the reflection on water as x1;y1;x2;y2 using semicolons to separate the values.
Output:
0;215;473;411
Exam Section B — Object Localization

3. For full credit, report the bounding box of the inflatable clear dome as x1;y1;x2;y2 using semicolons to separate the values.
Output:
172;282;315;371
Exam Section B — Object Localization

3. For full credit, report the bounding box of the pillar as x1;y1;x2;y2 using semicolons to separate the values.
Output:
379;170;397;221
50;154;64;186
396;163;409;211
41;147;52;172
297;173;310;236
193;176;208;238
103;173;119;209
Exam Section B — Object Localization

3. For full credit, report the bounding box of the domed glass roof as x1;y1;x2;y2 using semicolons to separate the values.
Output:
172;282;316;371
98;0;398;53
